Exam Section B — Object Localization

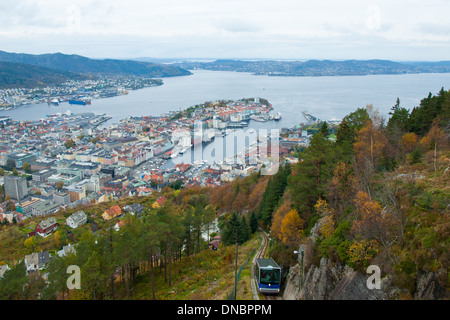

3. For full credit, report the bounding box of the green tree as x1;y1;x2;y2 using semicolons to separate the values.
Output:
258;163;291;228
169;179;184;190
202;205;216;243
335;119;355;163
319;121;330;137
249;211;258;234
81;253;106;300
341;107;370;140
192;203;205;254
140;213;164;299
113;216;142;299
22;162;31;173
241;214;251;243
156;204;184;287
0;262;29;299
44;253;74;299
408;88;449;135
288;133;337;222
222;212;247;246
64;139;75;149
183;207;195;257
387;98;410;134
101;223;118;299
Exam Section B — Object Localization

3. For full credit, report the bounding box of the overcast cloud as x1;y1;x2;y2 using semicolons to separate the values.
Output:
0;0;449;60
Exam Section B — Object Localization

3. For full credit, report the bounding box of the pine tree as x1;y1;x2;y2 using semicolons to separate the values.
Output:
0;262;29;299
258;163;290;228
409;88;448;135
222;212;247;246
319;121;330;137
387;97;410;139
241;215;251;243
288;133;337;221
249;211;258;234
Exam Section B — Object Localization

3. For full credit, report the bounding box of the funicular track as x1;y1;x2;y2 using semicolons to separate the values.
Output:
251;229;282;300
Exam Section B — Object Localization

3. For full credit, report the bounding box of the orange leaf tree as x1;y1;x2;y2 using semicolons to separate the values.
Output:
351;191;395;248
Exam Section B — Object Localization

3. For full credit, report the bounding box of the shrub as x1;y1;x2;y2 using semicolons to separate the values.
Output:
347;240;379;270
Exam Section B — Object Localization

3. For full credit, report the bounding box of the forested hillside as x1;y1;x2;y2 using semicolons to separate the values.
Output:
0;50;192;78
267;88;449;299
0;60;88;88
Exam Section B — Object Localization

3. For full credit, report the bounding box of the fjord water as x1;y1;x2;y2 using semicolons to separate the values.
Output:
2;70;450;128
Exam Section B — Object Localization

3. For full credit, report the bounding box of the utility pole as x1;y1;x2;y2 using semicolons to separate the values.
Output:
234;228;238;300
300;250;304;292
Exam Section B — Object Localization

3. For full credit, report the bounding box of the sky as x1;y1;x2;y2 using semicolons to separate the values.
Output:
0;0;449;61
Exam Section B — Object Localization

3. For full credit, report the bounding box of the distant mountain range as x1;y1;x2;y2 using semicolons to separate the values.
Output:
0;50;192;88
173;59;450;77
2;51;450;89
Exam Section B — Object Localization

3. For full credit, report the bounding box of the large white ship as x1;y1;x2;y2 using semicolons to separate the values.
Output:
170;145;183;158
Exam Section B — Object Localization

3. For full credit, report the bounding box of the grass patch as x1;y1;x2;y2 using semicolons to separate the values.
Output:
132;233;261;300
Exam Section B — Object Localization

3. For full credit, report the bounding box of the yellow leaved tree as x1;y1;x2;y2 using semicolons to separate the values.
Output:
314;197;335;238
280;209;305;247
347;239;379;269
270;200;292;242
401;132;418;153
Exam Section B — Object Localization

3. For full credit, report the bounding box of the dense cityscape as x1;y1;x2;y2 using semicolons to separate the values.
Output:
0;96;321;246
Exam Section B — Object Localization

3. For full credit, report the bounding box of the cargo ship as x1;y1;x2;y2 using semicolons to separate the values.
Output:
69;99;91;105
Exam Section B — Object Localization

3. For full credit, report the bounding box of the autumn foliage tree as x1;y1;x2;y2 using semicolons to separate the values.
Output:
351;191;395;249
401;132;418;154
419;119;447;171
280;209;304;248
353;113;388;194
314;198;335;239
347;239;379;269
327;161;359;218
270;197;292;242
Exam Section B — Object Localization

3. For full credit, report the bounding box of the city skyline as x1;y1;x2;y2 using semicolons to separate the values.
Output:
0;0;449;61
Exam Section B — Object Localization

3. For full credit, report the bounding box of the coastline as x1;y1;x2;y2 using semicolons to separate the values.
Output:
0;78;164;112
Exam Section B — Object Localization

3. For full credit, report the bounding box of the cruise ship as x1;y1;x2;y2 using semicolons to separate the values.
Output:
170;145;183;158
